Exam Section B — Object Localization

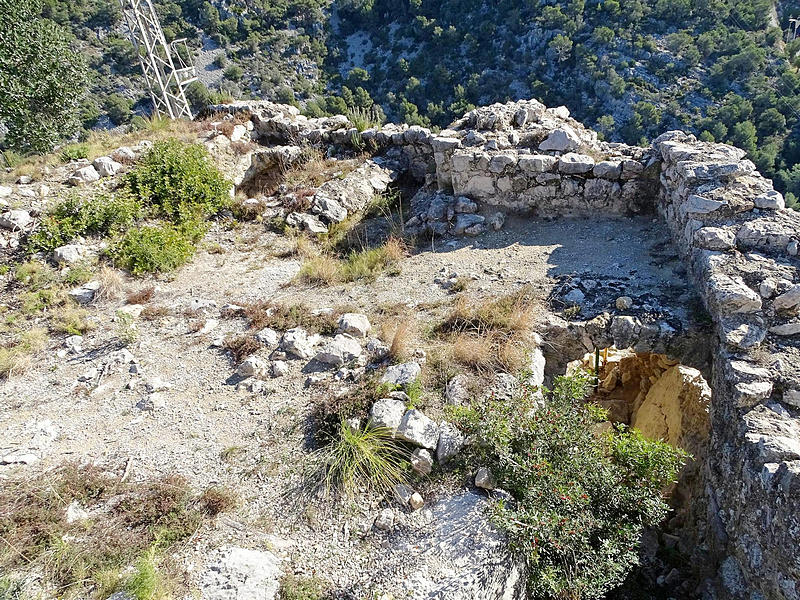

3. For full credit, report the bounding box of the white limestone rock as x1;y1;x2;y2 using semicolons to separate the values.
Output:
380;361;421;385
93;156;123;177
0;209;32;230
538;126;580;152
201;547;281;600
337;313;371;338
396;409;440;450
369;398;406;433
68;165;100;186
315;334;362;366
280;328;319;359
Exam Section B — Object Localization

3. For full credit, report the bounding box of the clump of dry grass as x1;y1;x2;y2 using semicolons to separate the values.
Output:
223;334;261;362
238;301;348;336
51;306;93;335
95;266;124;302
297;237;406;285
0;462;233;599
434;287;537;374
438;286;535;336
198;486;238;516
0;328;48;379
127;286;155;305
379;320;414;363
141;305;169;321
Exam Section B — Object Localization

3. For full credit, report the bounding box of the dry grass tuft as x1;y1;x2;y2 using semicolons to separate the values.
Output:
386;321;413;362
127;286;155;305
198;486;238;516
223;334;261;363
51;307;93;335
95;266;124;302
239;301;347;335
434;287;537;375
0;462;233;599
297;237;406;285
0;328;48;379
438;286;535;337
141;305;169;321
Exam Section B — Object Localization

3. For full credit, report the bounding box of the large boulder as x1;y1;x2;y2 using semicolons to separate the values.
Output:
200;547;281;600
396;409;439;450
538;126;581;152
390;492;526;599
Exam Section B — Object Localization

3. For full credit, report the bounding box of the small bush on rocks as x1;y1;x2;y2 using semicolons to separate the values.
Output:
456;372;688;600
28;193;142;253
109;221;202;274
125;140;231;223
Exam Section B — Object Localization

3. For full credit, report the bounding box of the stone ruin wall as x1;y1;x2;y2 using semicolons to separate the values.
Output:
213;99;800;599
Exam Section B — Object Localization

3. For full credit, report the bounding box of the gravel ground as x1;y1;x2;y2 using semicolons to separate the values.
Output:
0;210;691;597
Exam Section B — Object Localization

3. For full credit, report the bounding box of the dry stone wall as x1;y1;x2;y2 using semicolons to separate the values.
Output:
211;99;800;599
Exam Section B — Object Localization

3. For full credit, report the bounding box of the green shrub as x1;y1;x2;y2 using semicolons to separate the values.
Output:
456;372;688;600
28;193;141;253
59;143;90;162
110;222;201;274
125;140;231;223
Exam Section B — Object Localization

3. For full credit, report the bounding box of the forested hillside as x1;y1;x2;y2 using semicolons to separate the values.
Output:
24;0;800;204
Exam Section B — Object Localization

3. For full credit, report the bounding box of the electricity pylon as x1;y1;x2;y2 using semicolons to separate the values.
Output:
118;0;198;119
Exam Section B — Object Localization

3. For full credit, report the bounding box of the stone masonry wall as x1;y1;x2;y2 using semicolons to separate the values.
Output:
652;131;800;600
211;99;800;599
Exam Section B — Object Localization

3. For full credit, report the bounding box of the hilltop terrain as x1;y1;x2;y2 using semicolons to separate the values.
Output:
28;0;800;205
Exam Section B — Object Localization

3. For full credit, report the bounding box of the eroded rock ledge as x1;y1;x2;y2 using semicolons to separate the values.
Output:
209;98;800;600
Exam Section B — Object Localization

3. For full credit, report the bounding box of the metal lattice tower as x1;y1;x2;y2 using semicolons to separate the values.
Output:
118;0;197;119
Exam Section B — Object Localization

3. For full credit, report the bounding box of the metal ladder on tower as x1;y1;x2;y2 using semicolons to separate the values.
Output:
118;0;198;119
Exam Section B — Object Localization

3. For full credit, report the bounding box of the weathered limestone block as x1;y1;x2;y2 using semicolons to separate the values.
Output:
518;154;557;173
558;152;595;174
632;365;711;457
705;273;762;315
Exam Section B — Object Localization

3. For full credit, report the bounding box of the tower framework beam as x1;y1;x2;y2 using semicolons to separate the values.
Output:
119;0;197;120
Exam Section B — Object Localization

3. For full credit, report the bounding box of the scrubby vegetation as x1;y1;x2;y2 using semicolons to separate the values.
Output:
433;287;537;374
297;237;405;285
25;140;230;274
455;372;688;600
0;462;236;599
315;421;409;498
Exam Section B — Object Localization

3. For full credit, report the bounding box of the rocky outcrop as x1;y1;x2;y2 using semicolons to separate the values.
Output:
391;492;526;600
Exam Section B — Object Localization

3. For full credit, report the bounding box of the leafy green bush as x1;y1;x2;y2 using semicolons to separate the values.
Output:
125;140;231;223
59;143;90;162
110;222;202;274
456;372;688;600
28;193;141;253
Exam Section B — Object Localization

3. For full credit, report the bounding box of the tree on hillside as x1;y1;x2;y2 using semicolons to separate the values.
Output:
0;0;88;153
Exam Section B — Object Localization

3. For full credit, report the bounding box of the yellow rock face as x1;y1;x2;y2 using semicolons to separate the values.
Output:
632;365;711;456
